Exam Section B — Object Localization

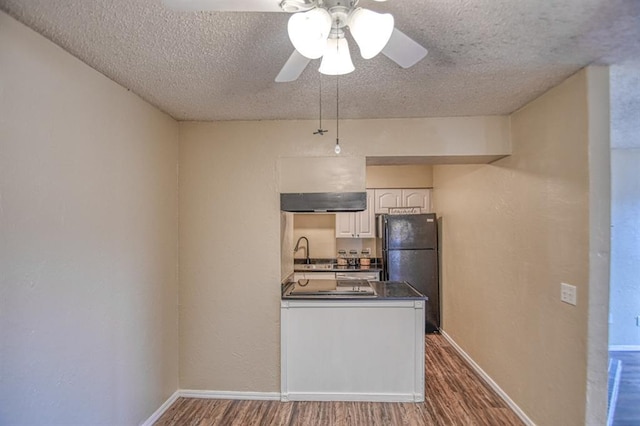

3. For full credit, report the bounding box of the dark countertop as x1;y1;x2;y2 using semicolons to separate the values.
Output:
281;280;427;301
372;281;428;300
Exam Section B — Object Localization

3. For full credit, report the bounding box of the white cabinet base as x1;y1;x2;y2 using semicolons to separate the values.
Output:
280;300;425;402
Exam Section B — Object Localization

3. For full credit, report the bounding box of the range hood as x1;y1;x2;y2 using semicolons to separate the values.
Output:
280;192;366;213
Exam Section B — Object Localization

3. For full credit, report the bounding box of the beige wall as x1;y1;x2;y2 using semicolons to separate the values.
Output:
179;116;509;391
280;212;295;281
0;12;179;425
293;214;336;259
366;165;434;188
433;68;609;425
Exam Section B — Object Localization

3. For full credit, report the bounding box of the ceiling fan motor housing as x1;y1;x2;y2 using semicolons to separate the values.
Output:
280;0;359;17
279;0;318;13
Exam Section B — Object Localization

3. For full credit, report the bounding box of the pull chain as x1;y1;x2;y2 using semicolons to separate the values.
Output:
313;76;327;135
335;60;341;154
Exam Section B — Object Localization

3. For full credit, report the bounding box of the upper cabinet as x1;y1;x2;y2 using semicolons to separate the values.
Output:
336;190;375;238
374;188;432;214
373;189;402;213
336;189;432;238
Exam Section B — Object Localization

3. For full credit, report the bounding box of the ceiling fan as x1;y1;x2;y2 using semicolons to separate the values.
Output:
163;0;428;82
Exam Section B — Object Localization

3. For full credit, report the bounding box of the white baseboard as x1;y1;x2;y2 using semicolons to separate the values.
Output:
139;390;180;426
440;330;535;426
179;389;281;401
282;392;421;402
609;345;640;352
139;389;280;425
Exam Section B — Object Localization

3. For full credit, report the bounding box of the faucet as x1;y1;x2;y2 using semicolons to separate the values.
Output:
294;236;310;264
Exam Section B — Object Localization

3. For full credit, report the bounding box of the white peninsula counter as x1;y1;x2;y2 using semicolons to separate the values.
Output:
280;280;426;402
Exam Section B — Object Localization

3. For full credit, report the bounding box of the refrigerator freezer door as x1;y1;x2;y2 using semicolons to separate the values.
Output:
385;214;437;250
386;248;439;332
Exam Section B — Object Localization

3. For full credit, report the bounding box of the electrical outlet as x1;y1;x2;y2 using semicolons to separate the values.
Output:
560;283;577;305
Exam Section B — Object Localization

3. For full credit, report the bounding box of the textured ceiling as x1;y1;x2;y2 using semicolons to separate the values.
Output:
1;0;639;121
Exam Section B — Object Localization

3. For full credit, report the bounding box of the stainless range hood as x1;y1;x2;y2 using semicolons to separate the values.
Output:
280;192;366;212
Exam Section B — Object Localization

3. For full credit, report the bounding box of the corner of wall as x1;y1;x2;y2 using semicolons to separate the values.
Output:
585;65;611;426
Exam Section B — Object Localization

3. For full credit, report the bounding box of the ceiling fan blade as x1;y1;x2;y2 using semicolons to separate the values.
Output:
162;0;283;12
381;28;428;68
275;50;311;82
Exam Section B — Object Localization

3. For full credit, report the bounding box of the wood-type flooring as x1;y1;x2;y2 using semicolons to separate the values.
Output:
609;351;640;426
155;334;524;425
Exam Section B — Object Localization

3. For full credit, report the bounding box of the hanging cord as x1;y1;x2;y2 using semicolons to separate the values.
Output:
336;71;339;145
334;65;341;154
313;76;327;135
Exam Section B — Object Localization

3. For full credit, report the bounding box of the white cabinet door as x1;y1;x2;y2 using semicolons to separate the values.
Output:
355;190;375;238
402;189;431;212
374;189;402;214
335;213;356;238
336;190;375;238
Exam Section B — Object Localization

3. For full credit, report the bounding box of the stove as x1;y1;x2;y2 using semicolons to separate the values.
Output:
284;279;377;298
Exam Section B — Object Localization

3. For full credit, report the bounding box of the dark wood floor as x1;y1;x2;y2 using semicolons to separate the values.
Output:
155;335;524;425
609;351;640;426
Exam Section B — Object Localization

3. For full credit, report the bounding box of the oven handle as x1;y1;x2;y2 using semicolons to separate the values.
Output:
336;272;379;280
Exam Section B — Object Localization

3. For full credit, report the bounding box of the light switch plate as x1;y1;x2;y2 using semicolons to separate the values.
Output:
561;283;577;306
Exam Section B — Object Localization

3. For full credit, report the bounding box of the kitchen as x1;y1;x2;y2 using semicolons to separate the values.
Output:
0;2;616;426
280;164;437;402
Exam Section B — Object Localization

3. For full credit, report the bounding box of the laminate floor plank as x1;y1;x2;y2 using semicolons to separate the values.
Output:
155;335;525;426
288;401;336;425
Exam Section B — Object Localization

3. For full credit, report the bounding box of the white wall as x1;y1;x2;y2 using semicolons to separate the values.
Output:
609;149;640;346
0;12;179;425
433;68;610;425
609;65;640;347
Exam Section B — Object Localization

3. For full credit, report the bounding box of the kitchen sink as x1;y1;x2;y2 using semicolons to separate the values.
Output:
295;263;336;270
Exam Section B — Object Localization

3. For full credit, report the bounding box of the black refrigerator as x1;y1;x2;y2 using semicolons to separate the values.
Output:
379;213;440;333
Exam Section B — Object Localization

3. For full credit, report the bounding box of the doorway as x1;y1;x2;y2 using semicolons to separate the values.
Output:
607;65;640;426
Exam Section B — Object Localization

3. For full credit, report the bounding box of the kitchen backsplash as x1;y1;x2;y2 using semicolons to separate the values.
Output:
292;213;377;259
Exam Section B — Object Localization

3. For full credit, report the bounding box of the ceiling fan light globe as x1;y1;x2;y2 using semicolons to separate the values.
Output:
349;8;394;59
319;37;355;76
287;8;332;59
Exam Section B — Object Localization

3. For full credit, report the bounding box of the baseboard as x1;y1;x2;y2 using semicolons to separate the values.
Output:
140;389;281;425
609;345;640;352
440;330;535;426
179;389;281;401
139;390;180;426
283;392;421;402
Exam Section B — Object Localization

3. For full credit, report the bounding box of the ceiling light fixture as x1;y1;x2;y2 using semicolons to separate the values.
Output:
348;8;394;59
319;35;354;76
287;8;332;59
286;0;394;76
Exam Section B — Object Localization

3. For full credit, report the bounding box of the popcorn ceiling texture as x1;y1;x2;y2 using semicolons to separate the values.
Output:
1;0;638;121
